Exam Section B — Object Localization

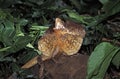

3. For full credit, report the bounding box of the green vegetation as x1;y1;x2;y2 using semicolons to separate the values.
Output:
0;0;120;79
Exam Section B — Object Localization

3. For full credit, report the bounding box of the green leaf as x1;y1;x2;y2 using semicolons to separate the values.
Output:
0;9;7;19
18;19;28;26
1;20;15;46
0;46;11;52
0;36;32;58
63;9;90;24
99;0;109;5
26;43;41;54
0;9;14;21
0;23;4;41
11;36;32;52
30;25;49;31
18;50;37;64
0;57;15;62
87;42;120;79
3;20;15;37
15;24;24;37
112;51;120;69
11;63;21;72
99;0;120;16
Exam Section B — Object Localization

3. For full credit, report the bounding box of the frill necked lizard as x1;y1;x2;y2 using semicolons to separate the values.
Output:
22;18;86;68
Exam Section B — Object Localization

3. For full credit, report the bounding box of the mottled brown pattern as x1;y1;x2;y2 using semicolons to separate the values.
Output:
65;21;86;37
60;34;83;55
38;34;57;60
38;18;86;61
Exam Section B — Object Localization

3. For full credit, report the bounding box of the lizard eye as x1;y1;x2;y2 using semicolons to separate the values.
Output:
54;18;65;29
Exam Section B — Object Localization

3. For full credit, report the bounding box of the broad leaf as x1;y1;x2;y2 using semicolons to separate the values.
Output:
1;20;15;46
101;0;120;15
63;9;91;24
112;51;120;69
99;0;109;4
11;36;32;52
87;42;120;79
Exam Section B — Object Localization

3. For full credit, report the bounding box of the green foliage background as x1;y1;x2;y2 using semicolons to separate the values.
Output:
0;0;120;79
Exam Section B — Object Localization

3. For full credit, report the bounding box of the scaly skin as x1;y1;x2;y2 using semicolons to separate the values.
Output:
38;18;86;61
22;18;86;68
